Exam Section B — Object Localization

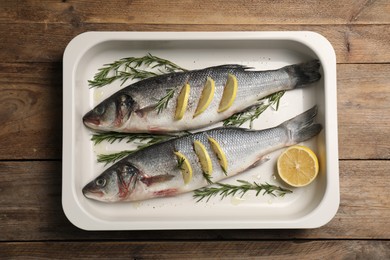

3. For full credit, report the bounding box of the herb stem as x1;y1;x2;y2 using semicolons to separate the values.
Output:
193;180;292;202
223;91;285;128
202;172;214;185
155;88;176;114
91;132;175;146
88;53;187;88
93;131;190;165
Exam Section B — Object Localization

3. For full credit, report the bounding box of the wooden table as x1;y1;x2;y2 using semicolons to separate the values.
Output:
1;1;389;258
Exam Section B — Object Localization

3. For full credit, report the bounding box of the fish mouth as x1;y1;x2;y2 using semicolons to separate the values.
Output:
83;112;101;128
82;184;104;199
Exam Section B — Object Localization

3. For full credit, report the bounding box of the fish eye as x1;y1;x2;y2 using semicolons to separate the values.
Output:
94;105;106;115
95;178;106;187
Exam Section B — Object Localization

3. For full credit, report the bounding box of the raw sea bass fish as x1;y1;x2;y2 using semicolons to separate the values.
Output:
83;60;321;133
83;106;322;203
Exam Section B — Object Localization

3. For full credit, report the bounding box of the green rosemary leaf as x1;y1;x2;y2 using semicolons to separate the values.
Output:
193;180;292;202
118;68;158;86
97;150;135;165
88;53;187;88
91;132;175;146
93;131;192;165
97;140;157;165
155;88;176;114
176;157;185;170
223;91;285;128
202;171;213;185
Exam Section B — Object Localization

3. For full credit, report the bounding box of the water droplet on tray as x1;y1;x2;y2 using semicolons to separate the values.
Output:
231;196;246;206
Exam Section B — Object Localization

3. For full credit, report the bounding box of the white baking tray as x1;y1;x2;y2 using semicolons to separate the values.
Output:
62;31;339;230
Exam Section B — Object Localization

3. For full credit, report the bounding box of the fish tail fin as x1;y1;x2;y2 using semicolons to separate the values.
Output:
284;60;321;88
280;106;322;145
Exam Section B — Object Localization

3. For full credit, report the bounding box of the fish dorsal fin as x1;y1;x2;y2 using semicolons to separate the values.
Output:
207;64;253;71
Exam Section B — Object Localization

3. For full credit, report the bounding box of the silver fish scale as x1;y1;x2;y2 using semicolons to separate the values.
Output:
84;61;321;133
170;127;288;191
124;126;288;193
122;66;293;132
83;106;321;202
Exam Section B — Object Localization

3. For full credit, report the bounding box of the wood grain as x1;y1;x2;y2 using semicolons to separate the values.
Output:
2;0;389;25
0;0;389;257
338;64;390;159
1;240;390;259
0;24;390;63
0;63;62;160
0;63;388;160
0;160;389;241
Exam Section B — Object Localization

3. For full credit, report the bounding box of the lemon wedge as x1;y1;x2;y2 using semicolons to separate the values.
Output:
193;140;213;175
174;151;193;184
208;137;228;174
193;77;215;118
175;83;190;120
277;145;319;187
218;73;237;112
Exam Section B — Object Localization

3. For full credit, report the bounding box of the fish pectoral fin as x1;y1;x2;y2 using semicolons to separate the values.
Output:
249;156;270;169
135;105;156;118
140;174;175;187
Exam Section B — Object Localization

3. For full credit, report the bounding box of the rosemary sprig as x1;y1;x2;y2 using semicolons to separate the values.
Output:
97;150;136;165
118;67;158;83
91;132;175;145
95;135;171;165
223;91;285;128
94;131;191;165
202;172;213;185
176;157;185;170
88;53;187;88
155;88;176;114
193;180;292;202
97;139;159;165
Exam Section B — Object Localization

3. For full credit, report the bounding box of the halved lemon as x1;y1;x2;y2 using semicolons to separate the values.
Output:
193;140;213;175
174;151;193;184
193;77;215;118
208;137;228;174
218;73;237;112
175;83;190;120
277;145;319;187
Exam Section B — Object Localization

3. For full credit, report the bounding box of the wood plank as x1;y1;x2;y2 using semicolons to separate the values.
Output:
338;64;390;159
1;63;389;160
0;63;62;160
0;160;389;241
2;0;390;25
0;23;390;63
1;240;389;259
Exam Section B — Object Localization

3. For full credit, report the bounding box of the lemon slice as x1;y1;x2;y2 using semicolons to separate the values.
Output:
175;83;190;120
208;137;228;174
193;140;213;175
174;151;193;184
277;145;319;187
218;73;238;112
193;77;215;118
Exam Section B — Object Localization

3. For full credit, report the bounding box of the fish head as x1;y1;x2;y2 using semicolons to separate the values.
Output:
83;93;136;131
82;161;140;202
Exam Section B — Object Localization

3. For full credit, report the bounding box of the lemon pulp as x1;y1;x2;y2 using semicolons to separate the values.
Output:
193;77;215;118
277;145;319;187
193;140;213;175
208;137;228;173
218;73;237;112
175;83;190;120
174;151;193;184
